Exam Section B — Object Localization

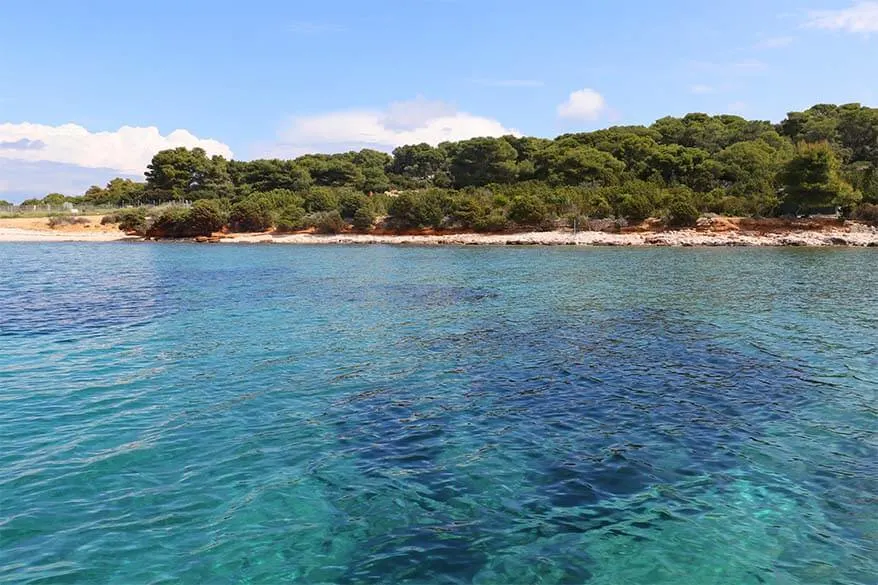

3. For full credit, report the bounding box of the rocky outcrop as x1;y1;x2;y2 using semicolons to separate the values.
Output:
219;223;878;247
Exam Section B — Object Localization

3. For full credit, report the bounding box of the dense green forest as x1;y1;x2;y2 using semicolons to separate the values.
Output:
24;103;878;235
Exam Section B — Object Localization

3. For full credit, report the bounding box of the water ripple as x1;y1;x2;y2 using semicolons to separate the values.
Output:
1;244;876;584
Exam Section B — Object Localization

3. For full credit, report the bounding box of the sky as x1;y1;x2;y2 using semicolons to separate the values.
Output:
1;0;877;201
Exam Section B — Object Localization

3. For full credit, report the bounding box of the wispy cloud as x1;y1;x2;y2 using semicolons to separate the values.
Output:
689;59;769;74
472;78;544;88
727;101;747;114
805;1;878;33
288;21;346;34
731;59;769;72
0;138;46;151
686;60;763;98
752;35;794;49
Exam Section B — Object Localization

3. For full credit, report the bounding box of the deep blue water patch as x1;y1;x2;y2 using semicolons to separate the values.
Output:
0;243;876;584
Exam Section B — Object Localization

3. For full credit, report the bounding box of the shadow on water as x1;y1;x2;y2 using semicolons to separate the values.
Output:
326;303;865;583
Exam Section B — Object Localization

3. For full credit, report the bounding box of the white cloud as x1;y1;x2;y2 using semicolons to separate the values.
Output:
556;88;608;121
691;84;715;94
752;36;794;49
805;1;878;33
0;122;233;175
268;97;518;157
727;101;748;114
382;97;457;130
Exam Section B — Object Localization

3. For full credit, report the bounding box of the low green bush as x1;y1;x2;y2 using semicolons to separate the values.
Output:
304;188;340;213
338;190;368;219
666;199;700;227
388;191;447;229
306;210;346;234
352;206;376;232
149;207;192;237
106;208;149;234
474;211;509;232
275;205;307;232
450;197;486;229
187;199;228;235
48;214;89;228
853;203;878;224
230;199;275;232
617;193;654;222
585;195;613;219
506;194;548;227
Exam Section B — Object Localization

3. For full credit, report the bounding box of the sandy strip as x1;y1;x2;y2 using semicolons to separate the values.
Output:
1;227;876;246
0;228;138;242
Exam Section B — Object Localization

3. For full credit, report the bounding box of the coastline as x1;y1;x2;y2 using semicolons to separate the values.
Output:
0;227;140;242
218;225;878;247
1;225;877;247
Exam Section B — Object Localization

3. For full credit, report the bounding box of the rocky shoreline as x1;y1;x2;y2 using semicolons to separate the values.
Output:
217;226;878;247
2;223;877;247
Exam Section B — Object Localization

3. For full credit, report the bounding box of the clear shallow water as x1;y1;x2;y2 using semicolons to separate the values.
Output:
1;243;876;585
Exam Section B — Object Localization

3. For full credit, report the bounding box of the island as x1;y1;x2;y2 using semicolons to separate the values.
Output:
3;102;877;246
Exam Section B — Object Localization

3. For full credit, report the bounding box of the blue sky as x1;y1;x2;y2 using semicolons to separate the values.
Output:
1;0;877;200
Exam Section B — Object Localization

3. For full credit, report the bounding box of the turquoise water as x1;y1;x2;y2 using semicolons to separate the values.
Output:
1;243;876;585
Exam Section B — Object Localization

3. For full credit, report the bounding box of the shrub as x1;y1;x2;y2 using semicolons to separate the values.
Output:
251;189;303;209
306;210;346;234
230;199;275;232
42;193;67;206
507;194;548;227
48;214;89;228
187;199;228;235
107;208;149;234
853;203;878;225
699;188;727;213
492;194;510;208
474;211;509;232
339;190;368;219
584;195;613;219
352;206;376;232
388;191;447;229
304;188;340;213
47;214;67;227
666;199;700;228
617;193;654;222
450;197;488;229
718;196;750;217
149;207;192;237
275;205;307;232
367;193;391;216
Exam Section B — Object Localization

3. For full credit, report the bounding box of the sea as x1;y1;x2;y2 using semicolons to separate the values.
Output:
1;243;876;584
